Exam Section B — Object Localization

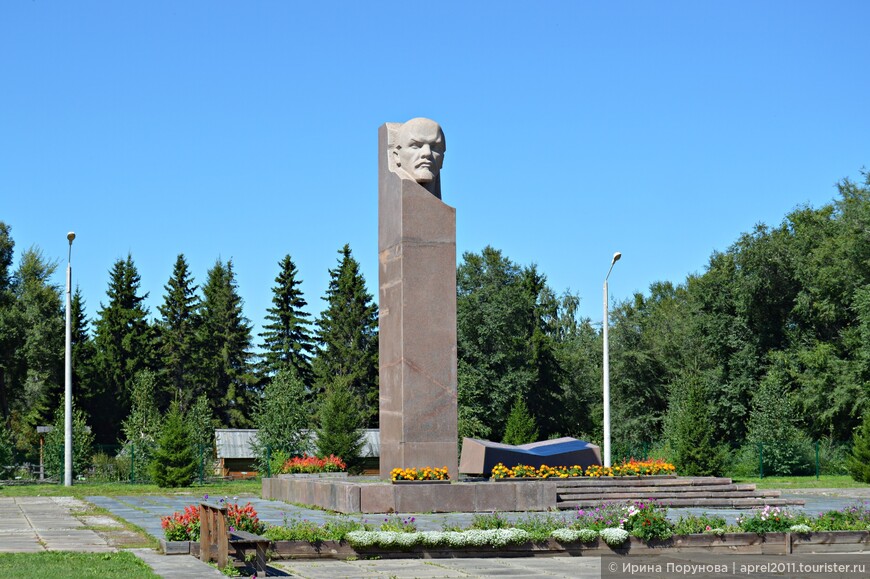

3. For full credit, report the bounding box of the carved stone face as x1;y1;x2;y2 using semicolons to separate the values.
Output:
393;118;445;184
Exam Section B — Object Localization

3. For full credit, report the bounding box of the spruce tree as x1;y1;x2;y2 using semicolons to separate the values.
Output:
502;396;540;446
92;255;153;443
156;254;202;411
199;259;255;428
848;412;870;483
315;375;366;472
251;368;312;474
665;371;727;476
150;401;196;488
0;222;18;422
10;248;64;435
258;255;315;384
743;356;812;476
313;245;378;426
71;288;98;416
186;394;215;470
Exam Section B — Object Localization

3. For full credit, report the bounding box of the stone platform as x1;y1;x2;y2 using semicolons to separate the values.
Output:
262;477;556;514
262;475;803;514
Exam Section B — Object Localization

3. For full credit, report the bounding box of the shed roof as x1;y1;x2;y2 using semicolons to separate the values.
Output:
215;429;258;459
214;429;380;459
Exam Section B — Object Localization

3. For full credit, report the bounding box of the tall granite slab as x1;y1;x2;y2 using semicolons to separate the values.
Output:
378;120;458;480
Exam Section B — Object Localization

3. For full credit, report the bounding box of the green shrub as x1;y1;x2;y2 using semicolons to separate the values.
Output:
44;407;94;480
624;501;674;542
513;513;566;541
502;396;539;446
673;514;728;535
848;413;870;483
0;423;14;479
812;503;870;531
470;511;511;530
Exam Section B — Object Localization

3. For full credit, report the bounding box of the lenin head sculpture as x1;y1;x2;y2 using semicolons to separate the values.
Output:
391;117;446;198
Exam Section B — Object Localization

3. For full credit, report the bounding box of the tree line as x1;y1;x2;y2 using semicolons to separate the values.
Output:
0;237;377;471
2;169;870;480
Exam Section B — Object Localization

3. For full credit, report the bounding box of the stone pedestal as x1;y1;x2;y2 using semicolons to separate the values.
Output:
378;123;458;480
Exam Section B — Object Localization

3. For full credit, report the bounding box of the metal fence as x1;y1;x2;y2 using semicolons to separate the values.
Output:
608;439;853;479
2;442;217;485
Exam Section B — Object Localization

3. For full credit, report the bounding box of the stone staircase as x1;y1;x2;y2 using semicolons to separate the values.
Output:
555;476;804;509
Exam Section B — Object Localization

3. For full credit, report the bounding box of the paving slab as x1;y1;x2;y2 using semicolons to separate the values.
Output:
275;557;601;579
130;548;225;578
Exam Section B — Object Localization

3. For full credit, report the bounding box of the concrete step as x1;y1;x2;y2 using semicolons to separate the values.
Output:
557;496;805;509
555;483;748;494
554;476;735;489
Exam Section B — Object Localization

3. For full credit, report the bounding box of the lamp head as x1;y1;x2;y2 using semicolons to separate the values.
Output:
67;232;76;243
612;252;622;264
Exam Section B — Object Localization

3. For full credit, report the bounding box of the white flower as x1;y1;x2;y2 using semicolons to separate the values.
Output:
789;524;811;534
552;528;599;543
600;527;629;547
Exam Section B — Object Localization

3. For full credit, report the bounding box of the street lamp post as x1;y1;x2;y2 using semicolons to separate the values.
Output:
602;251;621;468
64;232;75;486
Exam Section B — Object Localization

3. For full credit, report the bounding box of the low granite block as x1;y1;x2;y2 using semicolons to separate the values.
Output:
360;484;395;514
473;482;516;511
394;483;474;513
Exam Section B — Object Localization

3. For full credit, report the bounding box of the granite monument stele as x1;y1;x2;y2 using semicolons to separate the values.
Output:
378;118;459;480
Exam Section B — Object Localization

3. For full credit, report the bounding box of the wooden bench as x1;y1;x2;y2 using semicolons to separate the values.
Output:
199;502;270;576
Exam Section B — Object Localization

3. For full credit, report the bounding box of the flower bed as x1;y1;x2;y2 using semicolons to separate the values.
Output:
161;499;870;559
490;458;676;479
390;466;450;481
280;454;346;474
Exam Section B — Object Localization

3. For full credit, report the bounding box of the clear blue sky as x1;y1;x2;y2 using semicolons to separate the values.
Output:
3;1;869;340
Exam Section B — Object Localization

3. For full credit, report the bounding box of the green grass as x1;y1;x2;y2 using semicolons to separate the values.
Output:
732;474;870;489
0;479;262;498
71;502;159;549
0;552;160;579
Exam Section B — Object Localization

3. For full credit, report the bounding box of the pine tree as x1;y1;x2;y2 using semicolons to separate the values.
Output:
150;401;196;487
156;254;202;411
251;368;312;474
199;259;255;428
315;375;366;472
258;255;315;384
92;255;153;443
313;245;378;426
501;396;540;446
848;412;870;483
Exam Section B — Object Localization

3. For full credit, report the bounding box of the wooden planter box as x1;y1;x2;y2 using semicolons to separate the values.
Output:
160;531;870;559
158;539;190;555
